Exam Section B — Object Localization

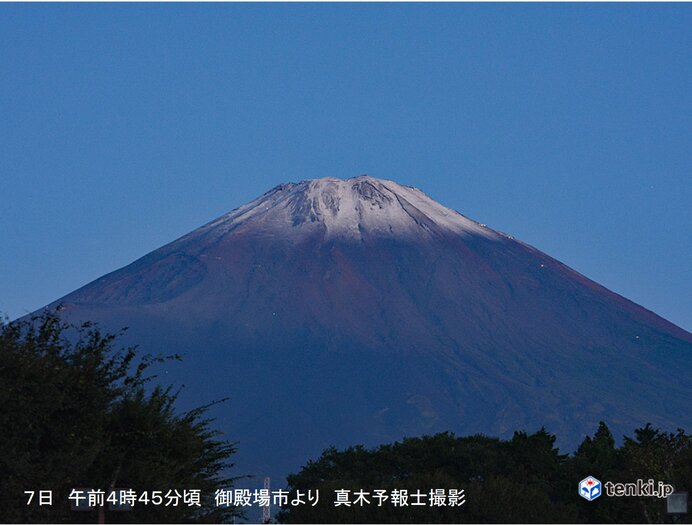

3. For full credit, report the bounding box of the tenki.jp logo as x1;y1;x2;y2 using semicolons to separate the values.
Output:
579;476;602;501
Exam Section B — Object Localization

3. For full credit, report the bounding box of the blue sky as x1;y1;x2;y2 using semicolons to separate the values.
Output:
0;4;690;330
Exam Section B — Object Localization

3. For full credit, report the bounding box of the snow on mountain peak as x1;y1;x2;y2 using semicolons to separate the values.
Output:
197;176;498;242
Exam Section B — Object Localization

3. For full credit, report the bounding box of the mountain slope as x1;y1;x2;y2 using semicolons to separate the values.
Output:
43;176;692;482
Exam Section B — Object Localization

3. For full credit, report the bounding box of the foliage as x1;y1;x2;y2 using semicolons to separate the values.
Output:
0;312;240;523
278;424;691;523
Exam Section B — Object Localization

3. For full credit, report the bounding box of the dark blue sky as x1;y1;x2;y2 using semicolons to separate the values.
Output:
1;4;690;330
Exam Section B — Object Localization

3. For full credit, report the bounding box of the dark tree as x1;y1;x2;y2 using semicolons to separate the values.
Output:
0;312;240;523
620;424;691;524
278;425;691;524
277;430;578;523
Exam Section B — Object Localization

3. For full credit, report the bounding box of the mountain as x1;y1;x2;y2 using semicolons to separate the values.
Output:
41;176;692;483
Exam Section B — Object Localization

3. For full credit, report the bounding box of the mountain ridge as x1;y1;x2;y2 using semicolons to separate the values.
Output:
55;176;690;342
38;176;692;482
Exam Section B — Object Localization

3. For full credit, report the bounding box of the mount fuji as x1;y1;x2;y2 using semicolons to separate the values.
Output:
39;176;692;482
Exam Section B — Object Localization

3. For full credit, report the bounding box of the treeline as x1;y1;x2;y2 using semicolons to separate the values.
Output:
279;424;691;523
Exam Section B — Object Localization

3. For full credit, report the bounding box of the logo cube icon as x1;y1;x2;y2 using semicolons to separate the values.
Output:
579;476;602;501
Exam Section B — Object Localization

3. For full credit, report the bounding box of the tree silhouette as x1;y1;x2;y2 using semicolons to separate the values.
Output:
0;312;240;523
279;424;690;523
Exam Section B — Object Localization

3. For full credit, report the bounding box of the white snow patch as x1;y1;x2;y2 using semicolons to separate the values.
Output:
180;176;500;243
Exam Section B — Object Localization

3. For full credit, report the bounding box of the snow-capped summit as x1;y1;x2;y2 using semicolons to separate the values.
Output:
194;175;497;242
